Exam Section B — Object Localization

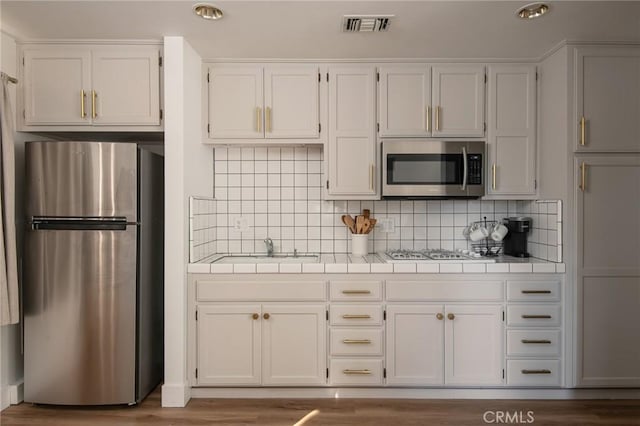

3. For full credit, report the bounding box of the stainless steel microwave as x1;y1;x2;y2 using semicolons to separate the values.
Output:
382;139;485;198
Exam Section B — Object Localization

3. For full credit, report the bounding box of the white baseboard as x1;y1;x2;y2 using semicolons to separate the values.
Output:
161;382;192;407
9;380;23;405
190;387;640;400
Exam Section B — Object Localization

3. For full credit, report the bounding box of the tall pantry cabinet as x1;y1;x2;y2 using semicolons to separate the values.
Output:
573;46;640;386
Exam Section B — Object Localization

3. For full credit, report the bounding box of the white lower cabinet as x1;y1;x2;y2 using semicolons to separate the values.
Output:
386;304;503;386
195;303;326;386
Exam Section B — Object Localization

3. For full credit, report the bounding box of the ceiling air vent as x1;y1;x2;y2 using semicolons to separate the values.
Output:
343;15;393;32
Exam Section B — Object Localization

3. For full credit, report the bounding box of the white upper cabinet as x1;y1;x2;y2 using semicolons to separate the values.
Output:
327;66;378;198
208;66;264;139
575;46;640;152
91;48;160;125
23;48;91;125
432;65;485;137
487;64;537;196
378;64;485;138
378;66;432;137
21;44;161;130
207;65;320;141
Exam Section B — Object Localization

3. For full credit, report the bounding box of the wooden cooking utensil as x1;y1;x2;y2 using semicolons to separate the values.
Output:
363;209;371;219
342;215;356;234
361;218;371;234
355;215;365;234
366;218;377;234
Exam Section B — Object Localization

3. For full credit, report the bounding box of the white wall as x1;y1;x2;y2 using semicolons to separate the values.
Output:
0;30;24;411
162;36;210;408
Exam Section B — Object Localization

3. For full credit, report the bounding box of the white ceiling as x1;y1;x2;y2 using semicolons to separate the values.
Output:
2;1;640;60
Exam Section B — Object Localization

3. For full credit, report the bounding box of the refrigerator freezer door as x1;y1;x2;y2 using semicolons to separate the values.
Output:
24;226;137;405
26;141;137;222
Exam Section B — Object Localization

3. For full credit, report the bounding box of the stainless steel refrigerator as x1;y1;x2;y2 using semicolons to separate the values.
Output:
24;141;163;405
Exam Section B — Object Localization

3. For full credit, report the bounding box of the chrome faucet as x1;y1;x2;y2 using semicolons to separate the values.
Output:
264;238;274;257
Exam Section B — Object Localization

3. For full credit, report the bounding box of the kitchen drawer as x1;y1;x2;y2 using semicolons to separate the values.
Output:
330;281;383;301
507;281;561;302
507;330;561;357
196;280;326;302
330;329;383;356
507;305;561;327
386;281;503;302
507;359;561;387
329;358;384;386
330;305;383;326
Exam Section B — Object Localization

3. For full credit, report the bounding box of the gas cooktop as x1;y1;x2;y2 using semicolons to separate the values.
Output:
383;249;496;263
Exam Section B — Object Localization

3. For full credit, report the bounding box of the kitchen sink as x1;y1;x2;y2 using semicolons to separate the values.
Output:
212;254;319;264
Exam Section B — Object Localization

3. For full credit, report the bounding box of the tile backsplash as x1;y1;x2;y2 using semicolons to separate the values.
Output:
187;147;564;263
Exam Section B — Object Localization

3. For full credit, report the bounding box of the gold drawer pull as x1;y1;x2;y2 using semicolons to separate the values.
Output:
522;315;552;319
342;314;371;319
342;339;372;344
580;116;586;146
342;290;371;295
521;339;552;344
343;369;371;375
522;369;552;375
521;290;551;294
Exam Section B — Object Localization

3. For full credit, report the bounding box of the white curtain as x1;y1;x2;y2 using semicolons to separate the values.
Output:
0;73;19;325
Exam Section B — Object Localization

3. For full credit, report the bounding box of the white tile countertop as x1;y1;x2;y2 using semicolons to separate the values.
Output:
187;253;566;274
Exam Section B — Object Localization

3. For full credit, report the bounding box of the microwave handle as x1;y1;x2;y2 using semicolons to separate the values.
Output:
461;146;468;191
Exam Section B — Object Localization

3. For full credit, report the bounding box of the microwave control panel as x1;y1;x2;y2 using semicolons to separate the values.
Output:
468;154;483;185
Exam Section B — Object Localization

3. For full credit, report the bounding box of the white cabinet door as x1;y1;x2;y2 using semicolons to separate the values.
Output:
327;66;377;197
487;65;536;195
91;47;160;125
261;304;326;386
196;305;261;386
580;277;640;386
23;48;91;125
378;66;431;137
444;305;503;386
575;47;640;152
386;305;444;385
432;65;485;137
576;155;640;387
208;66;263;139
264;66;319;138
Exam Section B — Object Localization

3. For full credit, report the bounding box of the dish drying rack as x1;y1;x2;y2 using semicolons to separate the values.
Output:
465;216;503;257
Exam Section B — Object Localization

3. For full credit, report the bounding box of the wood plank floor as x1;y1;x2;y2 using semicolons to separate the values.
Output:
2;387;640;425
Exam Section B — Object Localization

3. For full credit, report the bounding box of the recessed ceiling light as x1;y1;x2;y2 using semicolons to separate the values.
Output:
516;2;549;19
193;3;223;20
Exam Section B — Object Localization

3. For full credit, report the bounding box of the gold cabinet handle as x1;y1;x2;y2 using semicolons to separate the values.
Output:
343;369;371;375
580;116;586;146
342;290;371;295
447;313;455;320
91;90;97;118
435;105;440;131
579;161;586;192
252;313;259;320
342;339;372;344
436;313;444;320
521;339;552;344
426;106;431;132
370;164;374;191
492;163;497;190
521;290;551;294
256;107;262;132
263;313;270;320
522;369;552;375
342;314;371;319
266;106;272;133
522;314;551;319
80;90;86;118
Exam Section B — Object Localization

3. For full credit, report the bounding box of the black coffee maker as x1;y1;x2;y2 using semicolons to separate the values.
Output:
503;217;532;258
